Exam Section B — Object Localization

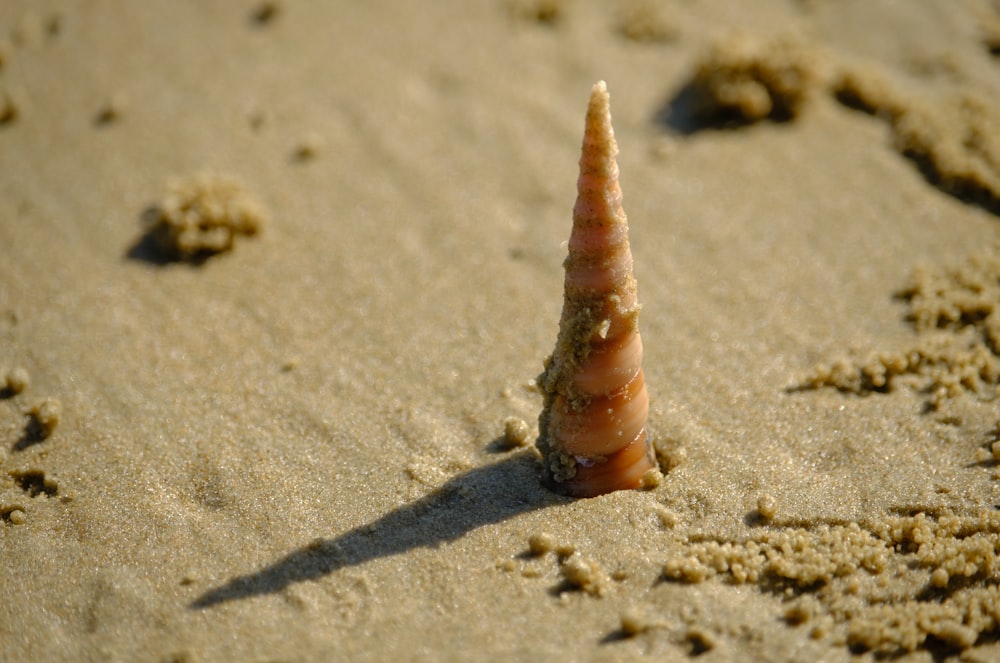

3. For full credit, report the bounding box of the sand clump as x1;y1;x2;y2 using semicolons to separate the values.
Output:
3;508;26;525
683;42;1000;211
678;36;1000;212
803;252;1000;408
663;510;1000;654
639;467;662;490
559;553;609;597
500;417;531;449
619;605;652;636
755;493;777;521
518;533;611;596
833;64;1000;213
2;367;29;396
27;397;60;440
526;532;557;557
144;172;266;262
1;365;60;449
893;94;1000;213
830;64;905;119
0;360;61;532
683;33;823;126
525;532;577;560
8;468;59;498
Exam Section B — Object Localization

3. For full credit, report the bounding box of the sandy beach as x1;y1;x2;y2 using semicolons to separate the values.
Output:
2;1;1000;660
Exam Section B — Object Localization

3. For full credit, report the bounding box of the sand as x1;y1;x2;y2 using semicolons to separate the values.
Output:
2;1;1000;660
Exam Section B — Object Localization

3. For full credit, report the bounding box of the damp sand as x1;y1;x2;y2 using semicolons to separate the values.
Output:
2;1;1000;660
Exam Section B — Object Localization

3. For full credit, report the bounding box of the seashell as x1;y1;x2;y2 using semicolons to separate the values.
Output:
536;81;656;498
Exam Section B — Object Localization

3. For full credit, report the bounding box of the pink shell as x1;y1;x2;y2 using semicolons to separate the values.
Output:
537;81;655;498
549;367;648;457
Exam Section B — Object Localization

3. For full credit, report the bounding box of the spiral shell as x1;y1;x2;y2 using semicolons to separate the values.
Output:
536;81;655;498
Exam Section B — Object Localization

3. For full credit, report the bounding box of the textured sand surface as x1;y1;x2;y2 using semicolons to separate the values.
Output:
2;1;1000;661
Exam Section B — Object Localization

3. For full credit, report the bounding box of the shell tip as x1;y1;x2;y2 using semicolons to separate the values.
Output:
589;80;610;110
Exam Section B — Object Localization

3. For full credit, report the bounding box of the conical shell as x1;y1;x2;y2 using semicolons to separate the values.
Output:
537;81;655;498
